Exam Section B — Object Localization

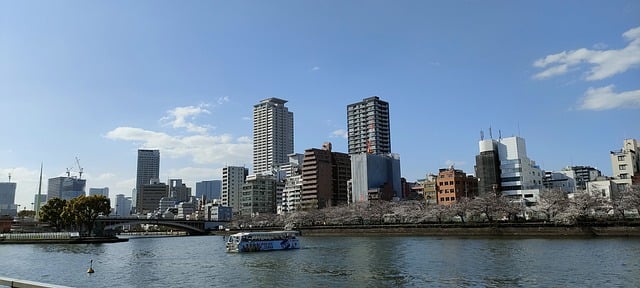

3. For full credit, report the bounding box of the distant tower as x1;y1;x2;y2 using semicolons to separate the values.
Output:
136;149;160;212
0;181;17;216
347;96;391;155
252;98;294;175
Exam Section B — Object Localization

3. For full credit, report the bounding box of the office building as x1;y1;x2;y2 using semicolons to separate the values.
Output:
196;180;222;202
543;171;577;193
136;149;160;211
137;179;168;214
114;194;132;216
350;153;402;202
556;166;602;191
347;96;391;155
475;136;543;203
168;179;191;203
252;98;294;175
301;142;351;209
222;166;249;214
47;176;86;200
0;181;17;216
241;174;278;215
89;187;109;198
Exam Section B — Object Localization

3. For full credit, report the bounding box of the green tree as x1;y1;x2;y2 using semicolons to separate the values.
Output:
39;198;68;231
66;195;111;236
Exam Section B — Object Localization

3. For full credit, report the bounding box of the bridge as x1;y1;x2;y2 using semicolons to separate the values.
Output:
95;217;228;235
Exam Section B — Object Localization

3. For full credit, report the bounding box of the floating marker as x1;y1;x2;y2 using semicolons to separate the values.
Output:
87;259;95;274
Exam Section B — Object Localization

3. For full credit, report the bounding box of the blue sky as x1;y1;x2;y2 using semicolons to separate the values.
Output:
1;1;639;209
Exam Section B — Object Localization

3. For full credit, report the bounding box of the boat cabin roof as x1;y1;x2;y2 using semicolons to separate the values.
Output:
230;231;299;238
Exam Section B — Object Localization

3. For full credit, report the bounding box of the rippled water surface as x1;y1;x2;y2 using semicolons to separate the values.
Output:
1;235;639;287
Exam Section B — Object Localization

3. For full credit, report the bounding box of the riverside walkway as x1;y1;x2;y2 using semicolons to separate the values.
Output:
0;277;71;288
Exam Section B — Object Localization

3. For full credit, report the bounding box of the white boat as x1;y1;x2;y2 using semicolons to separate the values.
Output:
225;230;300;252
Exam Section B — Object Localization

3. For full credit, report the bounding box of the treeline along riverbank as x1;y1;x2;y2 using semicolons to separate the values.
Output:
295;222;640;237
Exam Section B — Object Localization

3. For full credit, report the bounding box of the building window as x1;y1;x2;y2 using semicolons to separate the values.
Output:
440;197;444;202
451;197;455;201
620;174;628;179
618;155;625;161
619;164;627;170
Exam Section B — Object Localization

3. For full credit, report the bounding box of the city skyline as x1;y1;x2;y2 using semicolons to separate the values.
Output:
1;1;639;210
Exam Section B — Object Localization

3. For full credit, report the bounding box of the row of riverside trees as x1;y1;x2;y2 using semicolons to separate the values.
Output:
231;185;640;229
39;195;111;236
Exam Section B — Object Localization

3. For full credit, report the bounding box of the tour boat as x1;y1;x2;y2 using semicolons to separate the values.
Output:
225;230;300;252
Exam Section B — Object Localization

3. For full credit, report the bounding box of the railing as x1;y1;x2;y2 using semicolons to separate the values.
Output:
0;277;72;288
0;232;80;240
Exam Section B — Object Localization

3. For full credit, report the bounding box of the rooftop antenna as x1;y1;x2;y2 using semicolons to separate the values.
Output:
7;172;11;182
489;126;493;139
499;129;502;140
480;130;484;140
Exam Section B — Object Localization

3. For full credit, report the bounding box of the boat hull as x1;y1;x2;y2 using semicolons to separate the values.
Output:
225;231;301;252
228;238;300;252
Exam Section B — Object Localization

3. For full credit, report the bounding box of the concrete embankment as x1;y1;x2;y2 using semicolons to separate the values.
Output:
297;224;640;237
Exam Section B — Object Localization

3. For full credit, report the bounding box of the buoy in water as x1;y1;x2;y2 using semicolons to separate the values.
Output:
87;259;95;274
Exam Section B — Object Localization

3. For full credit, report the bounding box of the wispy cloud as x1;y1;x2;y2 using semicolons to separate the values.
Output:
578;85;640;110
160;104;211;134
105;127;252;165
217;96;230;105
533;26;640;81
310;66;320;72
330;129;348;139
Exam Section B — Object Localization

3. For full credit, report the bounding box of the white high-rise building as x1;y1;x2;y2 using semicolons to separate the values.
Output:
222;166;248;214
252;98;294;175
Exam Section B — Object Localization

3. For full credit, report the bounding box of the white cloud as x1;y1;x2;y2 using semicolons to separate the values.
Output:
578;85;640;110
330;129;348;139
160;104;211;134
311;66;320;71
105;127;252;165
217;96;230;105
533;26;640;81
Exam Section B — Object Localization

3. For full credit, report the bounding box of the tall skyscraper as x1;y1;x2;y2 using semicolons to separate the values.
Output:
136;149;160;212
347;96;401;202
347;96;391;155
252;98;294;175
222;166;249;214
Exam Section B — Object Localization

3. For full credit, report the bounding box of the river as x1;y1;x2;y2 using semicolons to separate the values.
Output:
1;235;639;287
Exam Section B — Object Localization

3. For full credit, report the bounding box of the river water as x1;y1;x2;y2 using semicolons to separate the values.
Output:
1;235;639;287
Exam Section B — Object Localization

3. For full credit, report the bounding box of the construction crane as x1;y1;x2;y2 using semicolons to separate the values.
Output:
75;157;83;179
